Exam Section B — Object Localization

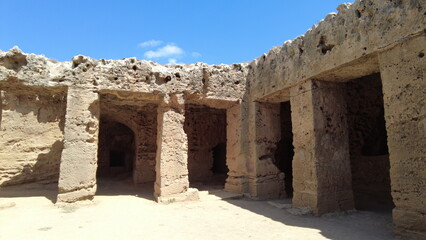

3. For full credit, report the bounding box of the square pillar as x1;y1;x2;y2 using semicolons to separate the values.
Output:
247;101;285;199
154;95;198;202
225;103;248;193
379;35;426;239
290;80;354;215
57;88;99;203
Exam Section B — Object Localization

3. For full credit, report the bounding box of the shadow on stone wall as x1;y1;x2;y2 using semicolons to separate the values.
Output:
0;140;64;203
0;85;66;204
0;85;67;132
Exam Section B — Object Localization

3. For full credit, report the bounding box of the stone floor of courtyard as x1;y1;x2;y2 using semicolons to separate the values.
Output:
0;179;403;240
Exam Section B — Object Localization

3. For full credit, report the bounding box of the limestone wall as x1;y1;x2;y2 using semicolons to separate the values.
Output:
0;86;66;186
0;47;248;105
248;0;425;102
379;35;426;240
0;0;424;238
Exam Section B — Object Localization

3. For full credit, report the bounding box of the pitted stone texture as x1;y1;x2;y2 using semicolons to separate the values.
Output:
379;35;426;240
0;1;424;239
225;103;249;194
0;48;248;104
290;80;354;216
247;102;285;200
154;101;190;200
57;88;99;203
249;0;425;102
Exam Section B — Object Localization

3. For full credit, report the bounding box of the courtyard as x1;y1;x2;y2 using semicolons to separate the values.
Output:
0;180;399;240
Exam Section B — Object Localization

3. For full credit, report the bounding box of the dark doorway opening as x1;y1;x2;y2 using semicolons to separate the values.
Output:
211;143;228;174
345;73;394;211
184;104;228;190
109;150;126;167
274;101;294;197
95;93;158;200
97;120;135;179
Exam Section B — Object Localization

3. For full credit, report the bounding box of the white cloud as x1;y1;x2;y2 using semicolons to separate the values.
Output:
144;44;184;59
138;40;163;48
167;58;178;64
167;58;184;65
192;52;201;58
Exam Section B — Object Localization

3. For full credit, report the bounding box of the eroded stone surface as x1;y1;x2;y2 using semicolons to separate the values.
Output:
154;97;191;200
0;86;66;186
290;80;354;215
0;0;424;239
379;35;426;240
57;88;99;203
248;0;425;102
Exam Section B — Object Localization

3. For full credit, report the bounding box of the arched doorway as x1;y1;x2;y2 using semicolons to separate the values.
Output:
97;120;135;179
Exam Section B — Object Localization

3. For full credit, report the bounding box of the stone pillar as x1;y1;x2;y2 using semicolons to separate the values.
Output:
378;35;426;240
247;101;285;199
225;103;248;193
290;80;354;215
57;88;99;203
154;95;198;202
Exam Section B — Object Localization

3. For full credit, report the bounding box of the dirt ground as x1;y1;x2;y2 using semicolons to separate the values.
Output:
0;179;402;240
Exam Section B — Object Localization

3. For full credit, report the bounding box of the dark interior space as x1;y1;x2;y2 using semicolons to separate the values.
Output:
345;73;394;211
274;101;295;197
96;93;159;198
211;143;228;174
97;119;135;179
184;104;228;189
109;150;126;167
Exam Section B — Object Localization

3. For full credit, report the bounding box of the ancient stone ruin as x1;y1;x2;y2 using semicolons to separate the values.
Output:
0;0;425;239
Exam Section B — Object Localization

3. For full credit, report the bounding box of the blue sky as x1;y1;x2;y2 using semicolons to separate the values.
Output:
0;0;353;65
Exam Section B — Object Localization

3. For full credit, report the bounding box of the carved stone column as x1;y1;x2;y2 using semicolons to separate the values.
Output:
246;100;285;199
290;80;354;215
154;94;198;202
225;102;249;193
379;35;426;239
57;88;99;203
